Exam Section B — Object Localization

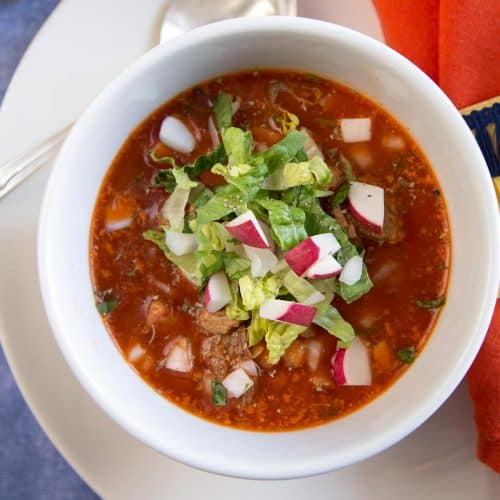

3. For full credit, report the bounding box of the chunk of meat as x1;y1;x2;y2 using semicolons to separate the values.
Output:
282;339;307;369
332;207;358;240
200;326;251;379
198;309;240;335
350;192;404;244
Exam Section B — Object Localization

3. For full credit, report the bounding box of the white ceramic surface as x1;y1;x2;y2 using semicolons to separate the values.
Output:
2;0;500;497
37;16;499;479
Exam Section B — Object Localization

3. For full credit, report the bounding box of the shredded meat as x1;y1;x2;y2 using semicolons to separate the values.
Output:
198;309;240;335
200;326;251;379
349;193;404;244
332;207;358;240
145;300;170;329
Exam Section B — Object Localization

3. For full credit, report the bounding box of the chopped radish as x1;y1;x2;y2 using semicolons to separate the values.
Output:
222;368;254;398
301;127;324;159
340;118;372;143
163;337;193;373
106;217;133;232
339;255;363;286
225;210;270;248
239;359;260;377
208;115;220;148
259;299;316;327
232;97;241;115
350;145;373;168
204;272;231;313
305;255;342;279
268;115;281;133
165;231;198;256
307;339;323;371
243;245;278;278
303;291;326;306
128;344;145;363
331;337;372;386
347;181;384;232
159;116;195;154
284;233;341;276
382;135;405;150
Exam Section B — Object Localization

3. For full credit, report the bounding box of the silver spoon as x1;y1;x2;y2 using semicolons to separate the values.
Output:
0;0;297;200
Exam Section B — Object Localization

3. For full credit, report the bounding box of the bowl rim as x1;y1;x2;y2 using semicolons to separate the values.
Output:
38;16;500;479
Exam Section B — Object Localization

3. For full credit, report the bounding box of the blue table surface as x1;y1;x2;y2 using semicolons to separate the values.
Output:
0;1;98;498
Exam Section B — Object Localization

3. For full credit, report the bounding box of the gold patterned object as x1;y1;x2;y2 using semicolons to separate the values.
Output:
461;96;500;204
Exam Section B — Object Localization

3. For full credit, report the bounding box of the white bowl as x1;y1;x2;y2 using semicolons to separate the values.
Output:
38;17;500;479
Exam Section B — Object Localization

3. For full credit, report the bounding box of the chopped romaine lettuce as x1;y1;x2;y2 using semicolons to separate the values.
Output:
161;186;190;232
273;110;299;134
171;168;198;189
197;222;234;252
282;269;324;303
238;274;281;311
263;156;332;190
224;254;251;280
313;302;355;348
213;92;233;132
195;187;246;225
256;129;306;173
256;198;307;250
143;229;200;285
226;282;250;321
265;321;307;364
221;127;253;164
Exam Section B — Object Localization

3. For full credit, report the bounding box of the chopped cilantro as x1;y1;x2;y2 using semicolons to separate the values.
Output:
95;293;118;316
331;182;350;208
397;346;416;364
211;381;227;406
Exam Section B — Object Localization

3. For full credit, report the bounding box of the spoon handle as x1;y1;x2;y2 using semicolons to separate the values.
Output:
0;124;72;200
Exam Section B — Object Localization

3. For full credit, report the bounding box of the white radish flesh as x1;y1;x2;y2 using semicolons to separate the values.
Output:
106;217;133;232
204;272;231;313
331;337;372;386
259;299;316;327
159;116;196;154
164;231;198;256
340;118;372;143
222;368;254;398
284;233;341;276
243;245;278;278
128;344;145;363
303;290;326;306
239;359;260;377
225;210;270;248
347;181;385;232
339;255;363;286
307;339;323;371
301;127;324;159
164;337;193;373
382;135;405;150
305;255;342;280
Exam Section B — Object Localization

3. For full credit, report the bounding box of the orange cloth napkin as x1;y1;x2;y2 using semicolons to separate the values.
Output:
373;0;500;473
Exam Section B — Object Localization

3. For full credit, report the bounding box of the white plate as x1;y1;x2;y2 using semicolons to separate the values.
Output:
0;0;498;497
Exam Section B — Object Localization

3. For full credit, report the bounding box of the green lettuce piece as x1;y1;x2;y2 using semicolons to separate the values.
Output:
143;230;200;285
263;156;332;191
213;92;233;132
212;159;268;198
188;184;214;208
222;127;253;164
162;185;190;232
265;322;307;364
313;302;355;348
247;311;268;347
197;222;234;252
256;198;307;250
172;168;198;189
273;110;299;134
238;274;281;311
282;269;324;303
152;143;227;192
224;255;250;280
195;251;225;289
256;129;306;173
225;282;250;321
195;187;246;225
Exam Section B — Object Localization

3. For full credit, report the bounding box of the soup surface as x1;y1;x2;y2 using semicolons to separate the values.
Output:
90;70;450;431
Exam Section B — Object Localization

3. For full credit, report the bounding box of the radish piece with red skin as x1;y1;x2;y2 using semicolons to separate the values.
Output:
284;233;341;276
339;255;363;286
331;337;372;386
204;272;231;313
305;255;342;280
340;118;372;143
347;181;384;233
163;337;193;373
225;210;270;248
259;299;316;327
243;245;278;278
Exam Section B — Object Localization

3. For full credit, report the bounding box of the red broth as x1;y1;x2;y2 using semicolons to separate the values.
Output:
90;70;450;431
